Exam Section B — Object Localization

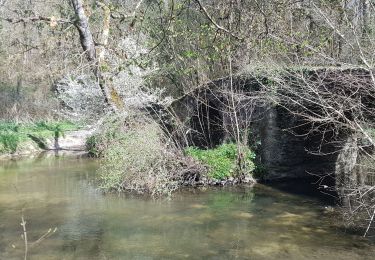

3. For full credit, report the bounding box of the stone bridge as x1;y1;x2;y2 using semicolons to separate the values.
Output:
169;68;373;185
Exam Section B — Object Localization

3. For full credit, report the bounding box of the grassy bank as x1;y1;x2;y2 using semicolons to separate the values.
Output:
0;121;79;154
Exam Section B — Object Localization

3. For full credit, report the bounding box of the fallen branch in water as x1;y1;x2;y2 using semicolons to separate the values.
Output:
17;210;57;260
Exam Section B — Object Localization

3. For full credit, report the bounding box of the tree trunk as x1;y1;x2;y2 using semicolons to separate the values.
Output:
70;0;96;61
97;1;123;110
70;0;123;110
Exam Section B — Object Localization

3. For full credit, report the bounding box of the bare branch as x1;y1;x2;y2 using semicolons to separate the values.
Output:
194;0;243;41
1;15;71;24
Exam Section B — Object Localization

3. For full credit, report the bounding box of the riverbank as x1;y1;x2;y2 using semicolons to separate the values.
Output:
0;121;93;160
0;120;256;192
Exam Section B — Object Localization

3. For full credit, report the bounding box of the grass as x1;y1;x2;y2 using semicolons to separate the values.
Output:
185;143;256;180
0;121;79;153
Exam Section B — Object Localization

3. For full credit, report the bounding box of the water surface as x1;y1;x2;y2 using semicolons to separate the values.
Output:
0;156;373;259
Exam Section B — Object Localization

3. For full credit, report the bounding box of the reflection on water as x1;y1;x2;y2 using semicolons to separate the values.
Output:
0;157;373;259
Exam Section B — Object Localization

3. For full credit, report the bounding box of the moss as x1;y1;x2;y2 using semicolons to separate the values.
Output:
110;87;124;109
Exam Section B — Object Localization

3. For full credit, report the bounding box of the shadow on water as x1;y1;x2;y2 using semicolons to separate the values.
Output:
262;176;337;205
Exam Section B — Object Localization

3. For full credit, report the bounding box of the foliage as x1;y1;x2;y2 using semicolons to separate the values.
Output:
33;121;74;139
86;135;101;157
85;114;131;158
185;143;255;180
0;132;20;153
0;122;21;153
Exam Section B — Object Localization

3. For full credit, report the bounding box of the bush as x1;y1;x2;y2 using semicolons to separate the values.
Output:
86;135;101;157
93;112;205;197
185;143;255;180
0;132;19;153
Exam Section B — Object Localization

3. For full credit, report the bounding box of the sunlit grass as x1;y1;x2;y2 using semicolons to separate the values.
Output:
0;121;79;153
185;143;255;180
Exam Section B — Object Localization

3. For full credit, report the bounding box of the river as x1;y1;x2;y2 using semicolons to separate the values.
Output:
0;156;373;259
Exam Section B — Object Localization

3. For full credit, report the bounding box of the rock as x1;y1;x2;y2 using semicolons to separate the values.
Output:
243;176;252;183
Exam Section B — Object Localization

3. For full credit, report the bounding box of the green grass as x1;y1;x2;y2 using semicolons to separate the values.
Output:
185;143;255;180
0;121;79;154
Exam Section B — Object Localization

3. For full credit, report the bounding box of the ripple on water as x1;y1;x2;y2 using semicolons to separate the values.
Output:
0;157;374;259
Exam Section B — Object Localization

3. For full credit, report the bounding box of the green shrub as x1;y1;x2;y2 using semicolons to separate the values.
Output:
99;123;181;195
94;112;203;197
0;132;19;153
85;116;129;157
0;122;19;132
86;135;101;157
185;143;255;180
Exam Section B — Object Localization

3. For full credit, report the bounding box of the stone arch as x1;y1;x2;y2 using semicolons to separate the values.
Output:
190;98;225;148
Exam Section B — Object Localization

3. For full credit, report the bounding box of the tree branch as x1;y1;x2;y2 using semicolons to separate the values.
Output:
1;15;71;24
194;0;242;41
110;0;144;27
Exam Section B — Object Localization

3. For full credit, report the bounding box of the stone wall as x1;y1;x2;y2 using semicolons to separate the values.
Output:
258;106;339;180
169;73;362;182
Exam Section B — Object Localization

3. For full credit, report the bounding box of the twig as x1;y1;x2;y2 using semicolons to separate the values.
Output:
194;0;242;41
20;214;28;260
29;227;57;248
364;208;375;237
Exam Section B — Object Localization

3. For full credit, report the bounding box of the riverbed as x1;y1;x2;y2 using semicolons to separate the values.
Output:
0;156;373;259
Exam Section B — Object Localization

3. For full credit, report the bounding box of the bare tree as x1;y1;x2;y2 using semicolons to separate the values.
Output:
0;0;146;113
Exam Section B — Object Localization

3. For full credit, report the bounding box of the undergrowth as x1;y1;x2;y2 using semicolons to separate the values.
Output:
185;143;256;180
89;112;206;197
89;113;257;196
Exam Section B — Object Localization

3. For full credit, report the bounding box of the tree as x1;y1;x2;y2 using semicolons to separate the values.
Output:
0;0;146;113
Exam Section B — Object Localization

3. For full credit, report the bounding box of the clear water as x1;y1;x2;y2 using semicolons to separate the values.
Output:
0;156;374;260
